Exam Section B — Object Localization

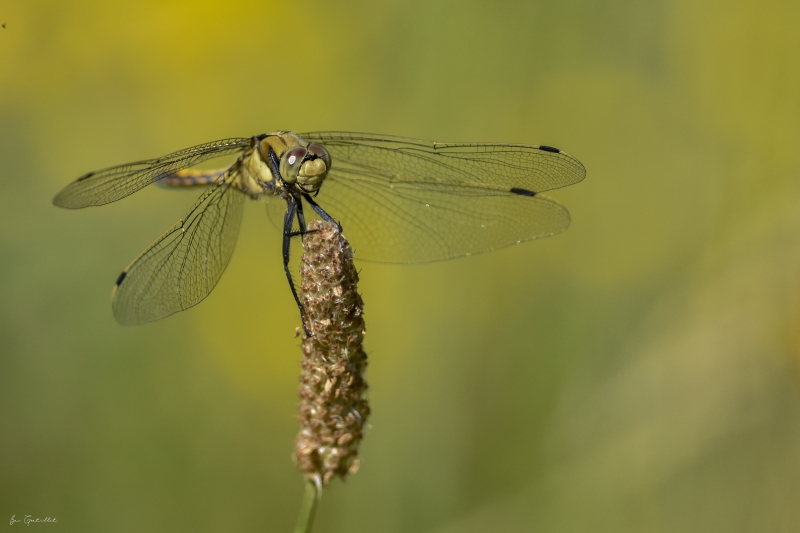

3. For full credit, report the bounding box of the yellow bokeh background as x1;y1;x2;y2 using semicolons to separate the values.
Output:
2;1;800;531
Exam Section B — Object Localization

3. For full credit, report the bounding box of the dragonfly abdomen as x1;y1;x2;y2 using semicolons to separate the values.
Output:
157;168;226;187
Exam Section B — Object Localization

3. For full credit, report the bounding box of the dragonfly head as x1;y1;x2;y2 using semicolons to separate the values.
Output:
279;143;332;193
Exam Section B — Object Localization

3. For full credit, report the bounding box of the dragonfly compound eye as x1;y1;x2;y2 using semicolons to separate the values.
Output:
280;146;308;184
307;143;332;172
294;143;332;193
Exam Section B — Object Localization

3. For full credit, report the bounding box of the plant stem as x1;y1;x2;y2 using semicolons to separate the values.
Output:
293;480;319;533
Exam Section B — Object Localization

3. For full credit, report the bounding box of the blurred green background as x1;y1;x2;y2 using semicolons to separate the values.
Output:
2;0;800;531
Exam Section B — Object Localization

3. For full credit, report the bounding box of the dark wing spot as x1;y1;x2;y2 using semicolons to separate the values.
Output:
77;171;95;181
510;187;537;196
538;145;560;153
115;271;127;286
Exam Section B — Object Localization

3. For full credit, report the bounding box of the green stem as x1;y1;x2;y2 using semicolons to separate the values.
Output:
293;481;319;533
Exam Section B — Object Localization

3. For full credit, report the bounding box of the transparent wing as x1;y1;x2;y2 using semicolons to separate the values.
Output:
316;173;570;263
297;132;583;263
112;169;246;325
53;137;251;208
298;131;586;194
266;196;289;233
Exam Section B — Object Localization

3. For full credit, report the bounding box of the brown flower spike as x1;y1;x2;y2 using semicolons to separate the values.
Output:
294;220;370;486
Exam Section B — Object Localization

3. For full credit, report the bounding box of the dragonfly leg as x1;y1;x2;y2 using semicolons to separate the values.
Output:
283;197;312;336
286;198;319;238
303;194;342;232
296;198;308;234
287;198;326;238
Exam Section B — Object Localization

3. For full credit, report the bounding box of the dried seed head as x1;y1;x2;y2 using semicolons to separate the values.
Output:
294;220;370;485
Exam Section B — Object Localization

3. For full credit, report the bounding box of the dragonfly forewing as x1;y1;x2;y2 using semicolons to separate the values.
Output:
53;138;250;208
299;131;585;194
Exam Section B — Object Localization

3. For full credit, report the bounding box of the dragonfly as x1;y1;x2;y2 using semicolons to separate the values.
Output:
53;131;585;333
